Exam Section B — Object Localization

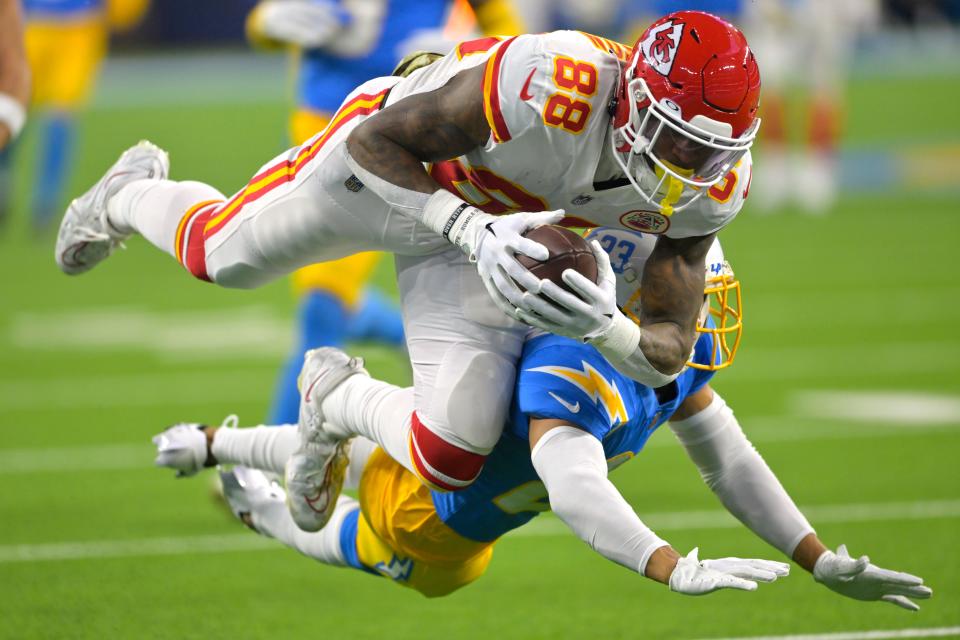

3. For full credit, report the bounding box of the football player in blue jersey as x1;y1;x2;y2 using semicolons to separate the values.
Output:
244;0;524;427
154;228;931;607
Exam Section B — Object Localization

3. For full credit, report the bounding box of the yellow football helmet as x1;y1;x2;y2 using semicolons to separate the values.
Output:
587;227;743;371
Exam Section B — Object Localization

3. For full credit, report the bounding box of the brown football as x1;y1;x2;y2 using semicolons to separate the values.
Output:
517;225;598;295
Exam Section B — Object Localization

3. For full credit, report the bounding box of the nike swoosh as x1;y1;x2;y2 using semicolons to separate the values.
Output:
519;68;536;101
548;391;580;414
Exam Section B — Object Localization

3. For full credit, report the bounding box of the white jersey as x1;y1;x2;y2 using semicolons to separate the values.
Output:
388;31;751;239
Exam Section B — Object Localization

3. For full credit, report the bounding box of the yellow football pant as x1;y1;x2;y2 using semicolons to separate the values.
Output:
355;448;494;598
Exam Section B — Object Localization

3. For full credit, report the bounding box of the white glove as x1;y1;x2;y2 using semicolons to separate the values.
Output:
813;544;933;611
471;209;565;319
515;239;619;340
701;557;791;583
255;0;344;48
669;548;785;595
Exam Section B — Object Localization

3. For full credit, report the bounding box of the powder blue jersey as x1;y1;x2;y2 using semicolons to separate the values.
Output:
22;0;101;16
299;0;451;113
432;331;717;542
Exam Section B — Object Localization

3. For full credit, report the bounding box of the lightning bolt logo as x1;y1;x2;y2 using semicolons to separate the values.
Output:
528;361;628;425
375;555;414;582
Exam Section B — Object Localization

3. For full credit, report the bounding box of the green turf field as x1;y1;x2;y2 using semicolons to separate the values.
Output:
0;59;958;640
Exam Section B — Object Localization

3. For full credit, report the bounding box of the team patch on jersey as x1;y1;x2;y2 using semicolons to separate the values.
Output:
527;361;628;425
619;210;671;234
640;20;684;76
344;175;365;193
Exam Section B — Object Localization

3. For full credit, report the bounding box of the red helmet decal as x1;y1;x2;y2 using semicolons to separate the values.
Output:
639;20;684;76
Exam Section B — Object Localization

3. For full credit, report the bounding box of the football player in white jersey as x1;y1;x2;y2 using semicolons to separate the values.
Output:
55;12;760;533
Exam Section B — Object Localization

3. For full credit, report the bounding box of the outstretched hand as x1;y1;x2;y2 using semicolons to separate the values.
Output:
813;544;932;611
669;548;789;595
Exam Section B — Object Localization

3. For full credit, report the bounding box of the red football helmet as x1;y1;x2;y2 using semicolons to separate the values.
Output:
612;11;761;212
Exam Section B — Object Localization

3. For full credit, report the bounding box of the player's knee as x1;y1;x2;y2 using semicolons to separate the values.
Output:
208;262;272;289
409;413;488;493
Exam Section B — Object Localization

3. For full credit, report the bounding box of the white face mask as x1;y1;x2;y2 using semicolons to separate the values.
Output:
611;75;759;215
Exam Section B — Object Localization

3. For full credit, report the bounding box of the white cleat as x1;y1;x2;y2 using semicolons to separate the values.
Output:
152;415;237;477
55;140;169;275
285;347;367;532
219;467;285;532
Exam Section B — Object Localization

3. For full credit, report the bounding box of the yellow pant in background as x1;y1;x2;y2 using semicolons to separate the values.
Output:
25;18;107;109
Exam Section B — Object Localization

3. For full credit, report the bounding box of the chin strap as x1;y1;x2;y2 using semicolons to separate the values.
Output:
654;164;686;217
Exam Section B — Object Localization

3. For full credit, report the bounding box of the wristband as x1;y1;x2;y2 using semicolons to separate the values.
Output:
0;93;26;141
422;189;490;255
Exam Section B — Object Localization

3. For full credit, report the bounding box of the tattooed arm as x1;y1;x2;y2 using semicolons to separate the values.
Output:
344;61;562;316
516;231;711;386
636;233;714;374
345;63;489;202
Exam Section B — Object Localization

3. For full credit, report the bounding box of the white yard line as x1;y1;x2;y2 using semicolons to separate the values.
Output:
0;443;151;473
792;391;960;425
0;533;274;563
696;626;960;640
2;498;957;564
0;369;275;411
1;498;957;564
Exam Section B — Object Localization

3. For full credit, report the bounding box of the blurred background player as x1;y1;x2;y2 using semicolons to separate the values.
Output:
626;0;879;214
741;0;880;214
244;0;524;426
0;0;30;153
0;0;149;234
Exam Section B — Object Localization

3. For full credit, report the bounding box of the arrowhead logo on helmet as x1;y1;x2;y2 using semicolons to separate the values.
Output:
640;20;684;76
611;11;762;214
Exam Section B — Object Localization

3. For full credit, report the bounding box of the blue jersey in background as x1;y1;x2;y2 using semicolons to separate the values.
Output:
299;0;451;113
22;0;101;16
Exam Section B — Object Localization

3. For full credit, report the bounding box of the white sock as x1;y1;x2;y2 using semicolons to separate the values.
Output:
320;375;416;477
211;425;377;491
106;179;225;257
212;424;299;475
253;493;357;567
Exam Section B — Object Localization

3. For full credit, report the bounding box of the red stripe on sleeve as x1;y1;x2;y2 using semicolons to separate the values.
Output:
484;36;518;144
203;89;390;240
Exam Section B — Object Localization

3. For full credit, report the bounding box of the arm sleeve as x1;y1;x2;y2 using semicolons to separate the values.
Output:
531;426;670;574
668;392;814;557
